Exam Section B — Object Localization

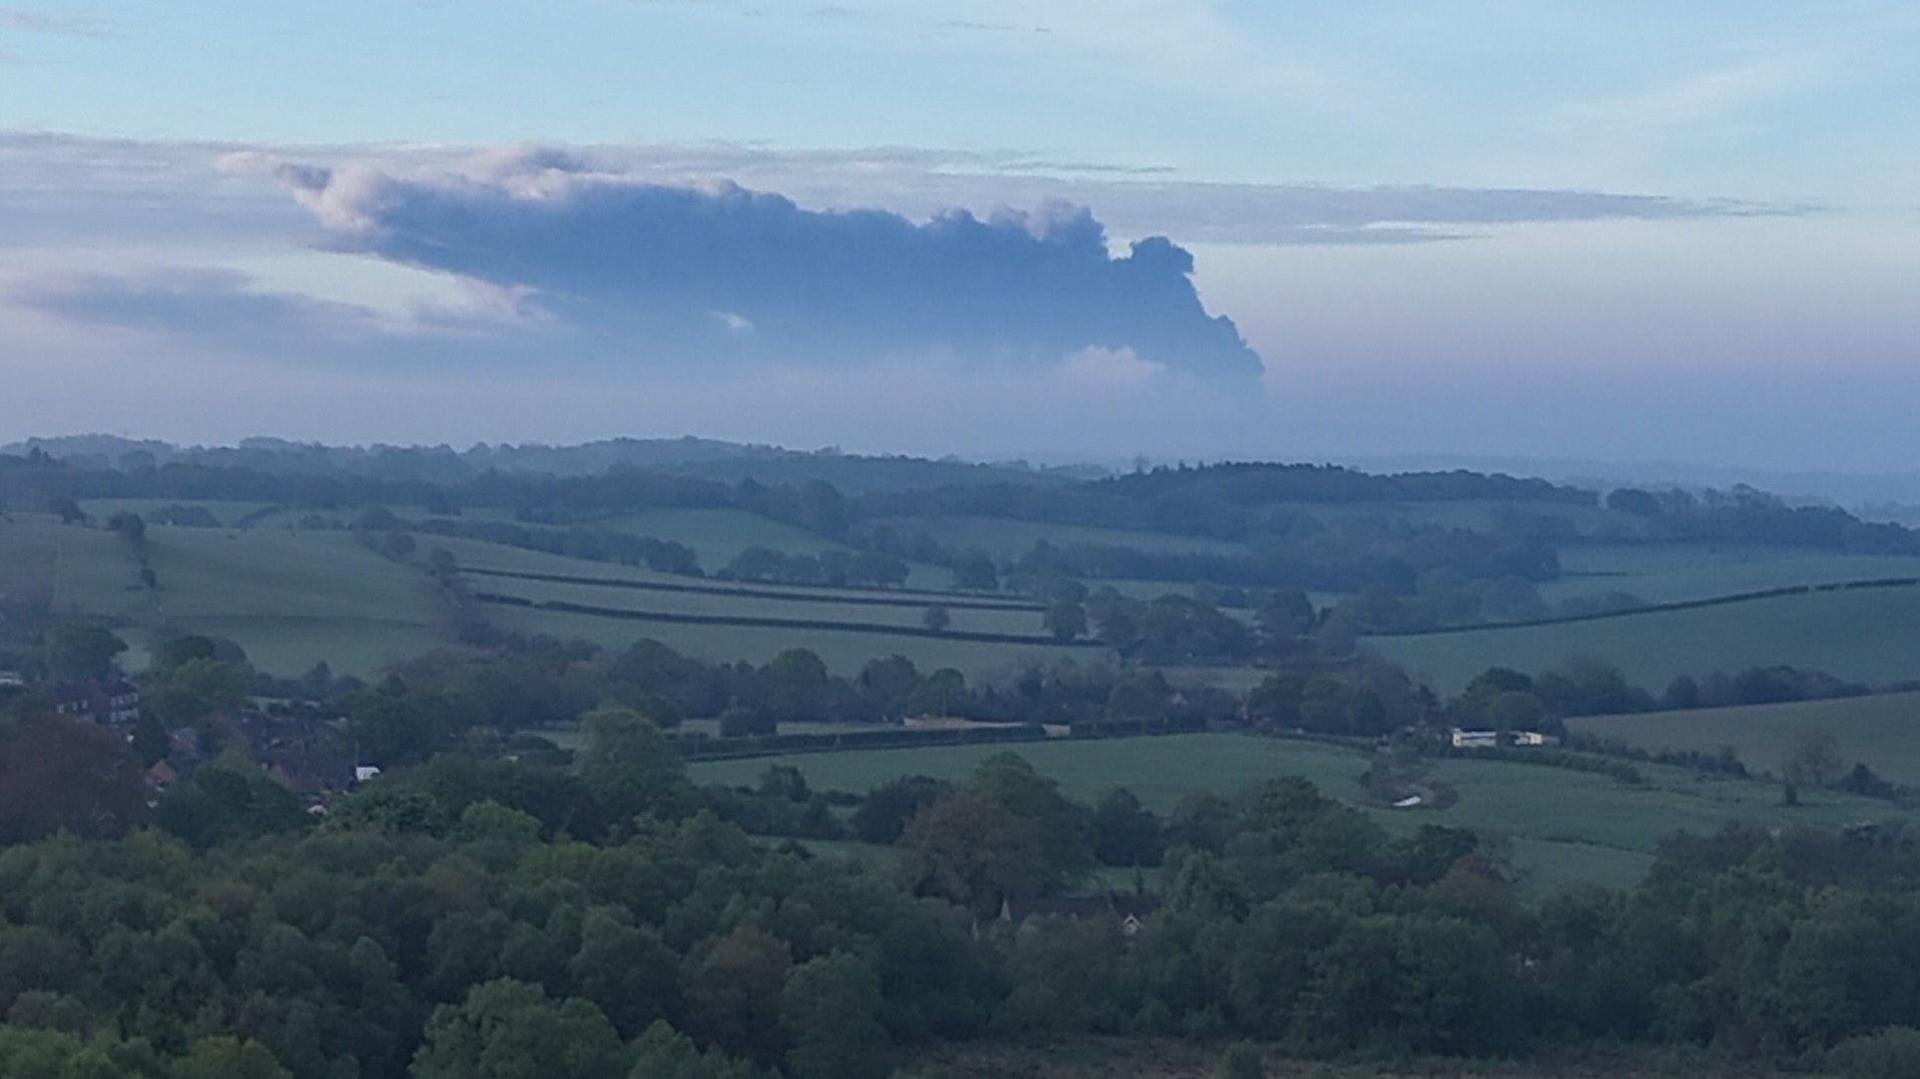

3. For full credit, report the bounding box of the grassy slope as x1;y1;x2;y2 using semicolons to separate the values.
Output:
1368;584;1920;695
485;603;1087;679
470;507;955;590
1;515;448;678
7;514;1087;678
1285;499;1642;539
0;516;159;626
871;514;1251;559
134;526;448;677
470;574;1049;636
418;533;1025;607
690;733;1897;893
594;507;850;563
1569;691;1920;786
79;499;278;527
415;532;1103;674
1542;543;1920;605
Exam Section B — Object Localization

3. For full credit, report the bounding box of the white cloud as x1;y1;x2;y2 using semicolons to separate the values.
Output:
1059;345;1165;389
710;309;755;335
0;6;109;36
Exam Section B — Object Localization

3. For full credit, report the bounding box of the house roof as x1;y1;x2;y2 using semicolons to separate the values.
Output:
1002;893;1161;923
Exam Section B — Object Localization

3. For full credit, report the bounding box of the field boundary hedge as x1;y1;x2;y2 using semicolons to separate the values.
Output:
463;565;1042;612
1367;576;1920;639
472;592;1100;648
670;715;1208;762
231;504;287;529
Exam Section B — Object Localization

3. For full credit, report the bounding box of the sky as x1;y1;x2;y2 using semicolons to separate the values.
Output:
2;1;1918;471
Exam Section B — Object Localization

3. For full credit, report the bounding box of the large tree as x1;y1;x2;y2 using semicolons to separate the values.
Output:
576;706;692;823
45;623;126;683
412;979;627;1079
780;952;891;1079
897;788;1051;914
1042;600;1088;642
0;714;145;842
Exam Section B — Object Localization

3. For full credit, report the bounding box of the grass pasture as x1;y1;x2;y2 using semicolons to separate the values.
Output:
1569;691;1920;786
591;507;852;563
1543;543;1920;606
79;499;279;528
0;514;149;617
690;732;1899;893
468;572;1052;637
484;602;1088;679
419;533;1024;607
405;531;1101;675
0;514;449;678
872;514;1251;560
135;525;448;677
423;506;954;589
1369;581;1920;695
1282;499;1643;540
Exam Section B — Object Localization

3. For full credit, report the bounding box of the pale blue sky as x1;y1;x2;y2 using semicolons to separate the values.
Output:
3;2;1918;469
10;1;1917;195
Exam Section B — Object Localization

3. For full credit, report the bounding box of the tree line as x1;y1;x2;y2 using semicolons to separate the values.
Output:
6;706;1920;1076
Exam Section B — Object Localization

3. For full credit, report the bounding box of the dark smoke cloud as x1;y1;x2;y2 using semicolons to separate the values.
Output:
258;150;1265;378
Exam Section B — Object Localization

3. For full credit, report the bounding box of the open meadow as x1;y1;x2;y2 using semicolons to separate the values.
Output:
869;514;1253;559
1570;690;1920;786
1;512;448;678
690;732;1900;894
1541;542;1920;605
1280;498;1642;540
1369;581;1920;695
485;603;1087;679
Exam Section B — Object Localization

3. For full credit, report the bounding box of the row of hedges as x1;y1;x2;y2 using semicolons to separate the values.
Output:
471;593;1098;648
463;566;1040;612
1369;577;1920;638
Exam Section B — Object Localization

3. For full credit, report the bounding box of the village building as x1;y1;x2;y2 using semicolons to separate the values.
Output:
999;893;1162;939
52;679;141;726
1450;727;1557;749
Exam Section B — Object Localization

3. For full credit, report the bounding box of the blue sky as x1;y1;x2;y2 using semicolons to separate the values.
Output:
3;1;1918;469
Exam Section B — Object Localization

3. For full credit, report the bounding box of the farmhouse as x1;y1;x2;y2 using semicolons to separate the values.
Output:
1450;727;1558;748
1000;893;1162;938
52;679;141;726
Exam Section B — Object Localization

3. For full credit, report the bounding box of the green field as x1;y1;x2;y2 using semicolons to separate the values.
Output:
1282;499;1643;540
416;533;1028;607
1;514;449;678
3;510;1099;680
426;506;951;589
1570;691;1920;786
690;733;1901;893
136;526;448;677
591;507;882;564
470;573;1050;635
0;516;151;614
420;531;1094;675
873;514;1251;559
1542;543;1920;605
1369;583;1920;695
79;499;279;527
485;603;1087;679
